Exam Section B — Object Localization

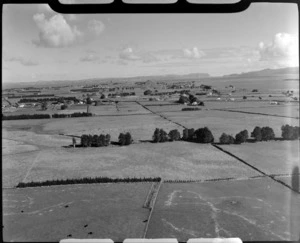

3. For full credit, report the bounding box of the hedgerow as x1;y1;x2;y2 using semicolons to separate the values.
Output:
16;177;162;188
2;114;50;120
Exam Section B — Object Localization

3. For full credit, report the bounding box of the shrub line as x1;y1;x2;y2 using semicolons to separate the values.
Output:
16;177;162;188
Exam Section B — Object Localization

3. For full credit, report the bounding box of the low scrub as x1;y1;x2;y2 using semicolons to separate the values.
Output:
16;177;162;188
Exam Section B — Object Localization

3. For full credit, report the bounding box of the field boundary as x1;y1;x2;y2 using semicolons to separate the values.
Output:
213;108;299;119
213;144;300;194
142;179;164;238
136;101;187;129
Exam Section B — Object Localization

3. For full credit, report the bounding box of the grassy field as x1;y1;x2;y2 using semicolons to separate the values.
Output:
2;141;261;187
218;140;299;176
3;183;151;242
146;179;300;241
221;105;299;118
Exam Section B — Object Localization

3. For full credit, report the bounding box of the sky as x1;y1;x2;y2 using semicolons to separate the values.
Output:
2;2;299;83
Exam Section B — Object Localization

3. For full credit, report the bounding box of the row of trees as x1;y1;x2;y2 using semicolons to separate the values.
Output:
153;127;214;143
2;114;51;120
16;177;161;188
19;97;79;103
81;134;111;147
80;132;134;147
219;125;299;145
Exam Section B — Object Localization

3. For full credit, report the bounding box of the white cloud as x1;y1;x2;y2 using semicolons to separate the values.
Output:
6;57;39;66
80;53;99;62
258;33;299;67
183;47;205;59
88;19;105;36
119;47;141;61
33;13;83;48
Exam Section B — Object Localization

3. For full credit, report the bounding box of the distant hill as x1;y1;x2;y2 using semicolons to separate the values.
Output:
222;67;299;79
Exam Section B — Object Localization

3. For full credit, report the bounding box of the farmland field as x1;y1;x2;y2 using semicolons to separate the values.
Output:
146;179;300;241
2;141;261;188
3;183;151;242
218;140;300;175
2;70;300;242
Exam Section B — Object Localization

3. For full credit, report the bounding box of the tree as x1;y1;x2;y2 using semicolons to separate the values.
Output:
86;97;92;105
243;96;247;100
198;101;205;106
252;89;258;92
168;129;181;141
100;94;106;99
81;134;89;147
105;134;111;146
124;132;133;145
144;90;152;96
61;104;68;110
281;125;299;140
178;95;190;104
160;129;169;142
92;135;99;147
219;133;235;144
99;134;106;146
235;130;248;144
251;126;262;141
119;133;126;146
194;127;214;143
41;102;48;110
182;128;189;141
261;127;275;141
153;128;161;143
188;128;195;141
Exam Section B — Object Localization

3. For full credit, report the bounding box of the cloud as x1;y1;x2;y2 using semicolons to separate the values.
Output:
80;53;99;62
258;33;299;67
33;13;83;48
183;47;205;59
119;47;160;63
88;19;105;36
6;57;39;66
119;47;141;61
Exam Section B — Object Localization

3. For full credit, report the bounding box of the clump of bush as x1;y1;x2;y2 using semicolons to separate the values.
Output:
219;133;235;144
153;128;169;143
251;126;262;141
168;129;181;141
235;130;249;144
182;128;195;141
16;177;162;188
2;114;51;120
61;104;68;110
81;134;110;147
119;132;133;146
194;127;214;143
261;127;275;141
281;124;299;140
243;96;247;100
